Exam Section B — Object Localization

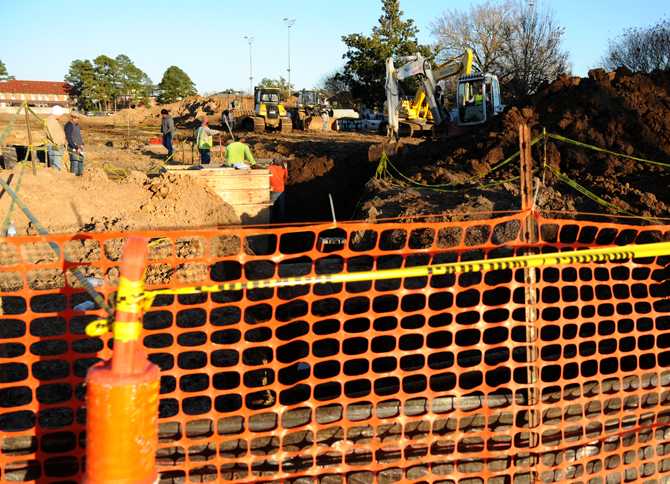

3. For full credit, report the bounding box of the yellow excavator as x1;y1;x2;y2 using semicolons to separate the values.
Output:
386;49;504;138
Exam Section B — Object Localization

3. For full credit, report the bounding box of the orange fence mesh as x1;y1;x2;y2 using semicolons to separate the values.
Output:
1;213;670;483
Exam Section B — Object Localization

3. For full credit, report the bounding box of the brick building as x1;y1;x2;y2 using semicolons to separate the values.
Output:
0;80;71;111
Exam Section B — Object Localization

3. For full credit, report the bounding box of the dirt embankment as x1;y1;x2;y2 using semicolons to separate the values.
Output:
0;167;238;235
361;67;670;220
86;94;255;128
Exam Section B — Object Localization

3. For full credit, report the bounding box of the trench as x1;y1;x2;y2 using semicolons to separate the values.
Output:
247;133;379;223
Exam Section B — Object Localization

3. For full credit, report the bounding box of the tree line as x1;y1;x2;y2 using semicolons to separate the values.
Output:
64;56;196;112
321;0;670;109
2;3;668;110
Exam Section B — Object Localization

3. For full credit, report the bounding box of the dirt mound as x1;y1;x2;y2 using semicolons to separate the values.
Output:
363;68;670;220
0;167;238;235
93;94;255;128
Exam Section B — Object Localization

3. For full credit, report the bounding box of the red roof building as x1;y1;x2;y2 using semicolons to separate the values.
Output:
0;80;71;108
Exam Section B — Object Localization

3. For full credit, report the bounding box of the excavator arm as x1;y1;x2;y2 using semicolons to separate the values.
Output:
385;49;474;139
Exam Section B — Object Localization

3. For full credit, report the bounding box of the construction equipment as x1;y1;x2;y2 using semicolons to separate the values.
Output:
246;86;292;134
385;49;504;139
291;89;330;130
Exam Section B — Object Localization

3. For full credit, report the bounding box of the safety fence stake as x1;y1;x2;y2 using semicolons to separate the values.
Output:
84;237;159;484
519;123;539;469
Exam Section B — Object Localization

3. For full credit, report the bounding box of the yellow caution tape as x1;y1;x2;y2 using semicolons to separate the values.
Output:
82;240;670;339
146;241;670;296
85;319;143;341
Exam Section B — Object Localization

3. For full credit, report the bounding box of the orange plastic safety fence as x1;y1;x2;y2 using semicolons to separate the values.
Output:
1;213;670;483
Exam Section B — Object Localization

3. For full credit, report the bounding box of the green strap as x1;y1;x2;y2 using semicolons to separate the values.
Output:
0;104;25;145
547;132;670;168
1;164;26;233
377;136;542;190
546;164;658;223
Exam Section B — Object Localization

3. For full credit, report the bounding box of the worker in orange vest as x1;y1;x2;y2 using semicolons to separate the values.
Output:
268;158;288;221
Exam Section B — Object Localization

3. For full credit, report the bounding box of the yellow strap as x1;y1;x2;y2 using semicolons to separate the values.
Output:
85;319;110;337
116;276;145;314
113;321;142;343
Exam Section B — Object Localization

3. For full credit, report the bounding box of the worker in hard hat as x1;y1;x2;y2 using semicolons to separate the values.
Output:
195;118;220;165
224;138;256;168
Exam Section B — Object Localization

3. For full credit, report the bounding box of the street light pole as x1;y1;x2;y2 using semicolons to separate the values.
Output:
283;18;296;99
243;35;254;96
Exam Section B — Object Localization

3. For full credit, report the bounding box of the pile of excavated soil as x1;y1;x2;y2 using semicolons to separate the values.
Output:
86;94;255;128
0;167;238;235
361;67;670;221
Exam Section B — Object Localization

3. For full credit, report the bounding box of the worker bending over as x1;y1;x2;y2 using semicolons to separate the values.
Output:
225;138;256;167
195;118;220;165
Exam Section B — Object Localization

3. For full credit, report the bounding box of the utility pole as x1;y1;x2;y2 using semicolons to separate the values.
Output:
244;35;254;96
283;18;296;99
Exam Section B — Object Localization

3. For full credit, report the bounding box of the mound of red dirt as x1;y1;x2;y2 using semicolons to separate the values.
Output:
362;67;670;221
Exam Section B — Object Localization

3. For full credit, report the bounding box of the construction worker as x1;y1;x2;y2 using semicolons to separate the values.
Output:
225;138;256;167
268;158;288;221
64;113;84;176
45;105;66;170
195;118;220;165
320;102;330;131
160;109;176;159
221;100;235;130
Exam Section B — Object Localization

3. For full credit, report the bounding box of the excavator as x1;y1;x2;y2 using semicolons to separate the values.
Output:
385;48;504;139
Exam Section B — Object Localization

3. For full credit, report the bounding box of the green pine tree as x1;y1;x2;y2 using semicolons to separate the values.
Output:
157;66;197;104
340;0;431;108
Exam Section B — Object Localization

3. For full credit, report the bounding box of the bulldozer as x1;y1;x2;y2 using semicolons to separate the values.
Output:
246;86;292;133
291;89;330;130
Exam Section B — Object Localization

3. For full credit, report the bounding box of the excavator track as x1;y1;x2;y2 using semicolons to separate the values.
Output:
280;117;293;134
253;117;266;133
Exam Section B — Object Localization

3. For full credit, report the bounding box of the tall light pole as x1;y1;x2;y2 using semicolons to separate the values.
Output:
243;35;254;95
283;18;296;99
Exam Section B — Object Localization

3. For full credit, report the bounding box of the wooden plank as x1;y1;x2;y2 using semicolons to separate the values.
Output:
214;188;270;205
203;177;269;191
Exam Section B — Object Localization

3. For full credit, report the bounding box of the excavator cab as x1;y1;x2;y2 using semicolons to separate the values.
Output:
456;74;503;126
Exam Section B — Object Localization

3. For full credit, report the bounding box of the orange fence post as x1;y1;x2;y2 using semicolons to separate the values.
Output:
84;237;159;484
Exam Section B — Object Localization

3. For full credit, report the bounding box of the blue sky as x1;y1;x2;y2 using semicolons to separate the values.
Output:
0;0;667;93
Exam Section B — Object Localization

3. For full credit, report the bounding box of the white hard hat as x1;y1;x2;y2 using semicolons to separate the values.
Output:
51;105;65;116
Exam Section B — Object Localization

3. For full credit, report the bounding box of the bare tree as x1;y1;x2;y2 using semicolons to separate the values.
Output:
602;19;670;72
431;0;569;100
431;0;515;74
502;2;570;99
318;69;349;98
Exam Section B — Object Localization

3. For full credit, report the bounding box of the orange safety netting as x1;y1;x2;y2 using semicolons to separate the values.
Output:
1;213;670;483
